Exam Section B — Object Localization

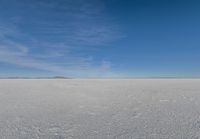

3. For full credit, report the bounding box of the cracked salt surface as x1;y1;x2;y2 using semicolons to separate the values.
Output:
0;79;200;139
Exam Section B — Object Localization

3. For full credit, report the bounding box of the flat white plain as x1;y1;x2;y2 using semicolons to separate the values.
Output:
0;79;200;139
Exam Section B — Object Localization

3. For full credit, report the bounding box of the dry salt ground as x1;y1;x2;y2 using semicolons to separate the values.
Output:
0;79;200;139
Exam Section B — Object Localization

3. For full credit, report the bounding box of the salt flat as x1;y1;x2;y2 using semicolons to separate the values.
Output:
0;79;200;139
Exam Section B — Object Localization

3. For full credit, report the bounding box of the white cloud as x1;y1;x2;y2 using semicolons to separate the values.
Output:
0;0;123;77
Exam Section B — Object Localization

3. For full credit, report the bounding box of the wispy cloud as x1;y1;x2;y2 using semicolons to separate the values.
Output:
0;0;123;77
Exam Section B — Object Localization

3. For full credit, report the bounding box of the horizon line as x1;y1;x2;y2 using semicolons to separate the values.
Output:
0;76;200;79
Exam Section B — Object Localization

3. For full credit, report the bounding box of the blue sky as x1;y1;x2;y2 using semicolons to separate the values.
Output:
0;0;200;77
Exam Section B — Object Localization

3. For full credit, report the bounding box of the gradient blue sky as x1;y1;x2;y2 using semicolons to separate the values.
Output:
0;0;200;77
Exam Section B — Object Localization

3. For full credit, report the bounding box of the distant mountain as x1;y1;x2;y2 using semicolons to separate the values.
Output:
0;76;72;79
51;76;71;79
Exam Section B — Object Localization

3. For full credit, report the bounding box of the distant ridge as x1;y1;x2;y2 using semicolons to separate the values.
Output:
0;76;72;79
